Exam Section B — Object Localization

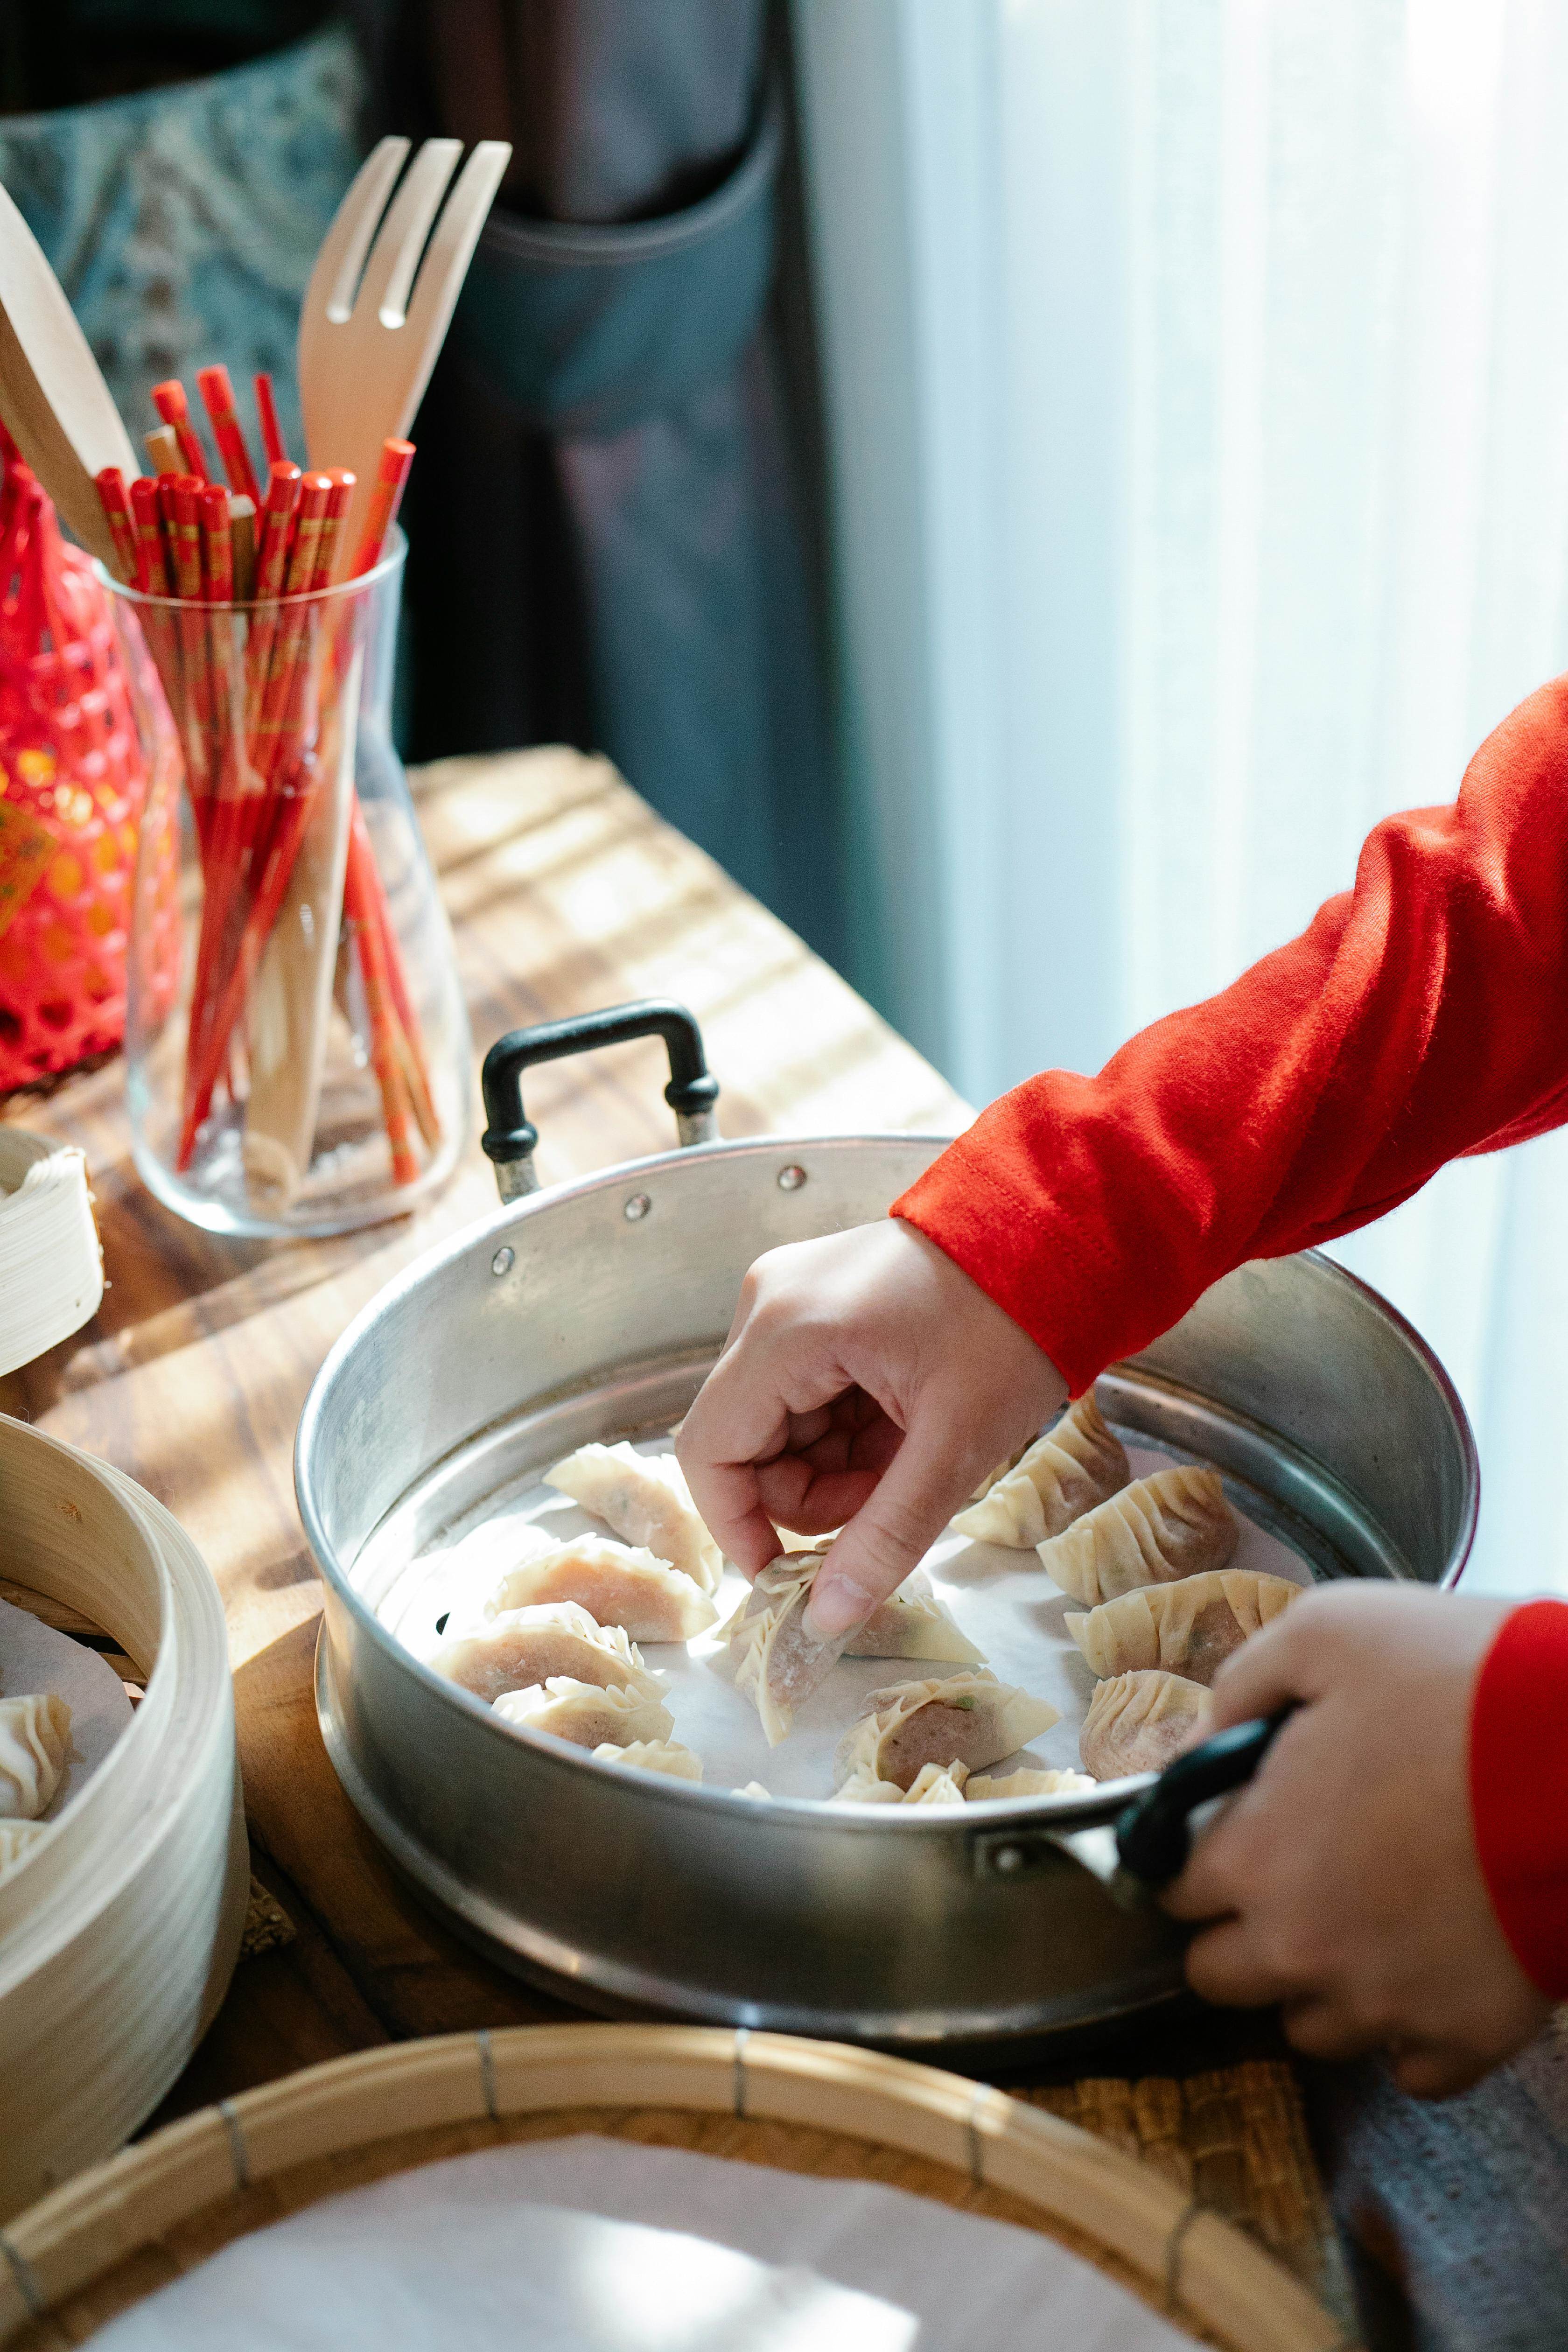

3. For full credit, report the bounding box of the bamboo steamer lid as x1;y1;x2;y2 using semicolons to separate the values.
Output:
0;1414;248;2221
0;2024;1355;2351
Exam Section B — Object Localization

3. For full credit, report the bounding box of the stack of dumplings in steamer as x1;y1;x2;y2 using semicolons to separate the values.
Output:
430;1442;720;1782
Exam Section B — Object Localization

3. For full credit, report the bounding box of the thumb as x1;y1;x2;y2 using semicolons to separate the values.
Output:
806;1418;968;1636
1205;1605;1318;1731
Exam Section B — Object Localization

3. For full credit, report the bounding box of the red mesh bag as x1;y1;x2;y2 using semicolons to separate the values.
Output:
0;431;177;1091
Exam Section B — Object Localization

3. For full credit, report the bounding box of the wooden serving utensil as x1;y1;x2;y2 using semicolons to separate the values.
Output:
0;177;138;574
298;134;511;572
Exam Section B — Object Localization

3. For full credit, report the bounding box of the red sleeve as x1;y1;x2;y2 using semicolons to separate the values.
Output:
1470;1600;1568;2000
893;674;1568;1396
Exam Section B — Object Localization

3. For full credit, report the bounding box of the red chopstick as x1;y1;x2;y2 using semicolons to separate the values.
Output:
151;381;209;482
196;365;261;506
253;372;289;469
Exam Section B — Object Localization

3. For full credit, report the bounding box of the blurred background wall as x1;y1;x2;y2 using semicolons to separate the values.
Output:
0;0;840;963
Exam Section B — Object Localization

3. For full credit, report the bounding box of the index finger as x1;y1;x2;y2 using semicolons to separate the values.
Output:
677;1337;848;1575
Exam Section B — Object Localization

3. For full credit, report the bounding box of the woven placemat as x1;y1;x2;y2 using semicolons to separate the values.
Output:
1026;2058;1357;2337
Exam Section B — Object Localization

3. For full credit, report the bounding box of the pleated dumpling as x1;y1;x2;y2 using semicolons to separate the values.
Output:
545;1442;723;1594
953;1393;1130;1548
1037;1466;1237;1606
430;1601;662;1705
494;1678;673;1750
0;1694;70;1821
485;1536;716;1643
832;1759;972;1806
1080;1670;1211;1781
716;1553;850;1746
843;1568;985;1665
1065;1568;1300;1686
0;1819;46;1882
835;1669;1059;1793
966;1767;1096;1800
592;1738;703;1782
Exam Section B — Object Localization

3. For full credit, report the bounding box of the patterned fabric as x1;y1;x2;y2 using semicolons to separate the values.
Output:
0;25;363;461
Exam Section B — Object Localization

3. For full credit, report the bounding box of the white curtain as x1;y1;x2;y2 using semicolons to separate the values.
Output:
792;0;1568;1594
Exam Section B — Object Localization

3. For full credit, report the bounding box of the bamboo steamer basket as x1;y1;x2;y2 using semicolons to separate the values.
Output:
0;2023;1356;2352
0;1414;248;2220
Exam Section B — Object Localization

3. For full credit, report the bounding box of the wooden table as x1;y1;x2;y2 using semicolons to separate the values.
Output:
9;745;1525;2349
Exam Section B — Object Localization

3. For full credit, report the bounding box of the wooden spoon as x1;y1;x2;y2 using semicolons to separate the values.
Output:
0;177;138;573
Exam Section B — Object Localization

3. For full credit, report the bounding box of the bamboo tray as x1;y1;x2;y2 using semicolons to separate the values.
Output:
0;2024;1358;2350
0;1416;248;2220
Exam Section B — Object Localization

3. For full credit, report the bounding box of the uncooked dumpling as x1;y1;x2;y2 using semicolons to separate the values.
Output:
835;1669;1059;1793
832;1759;972;1806
0;1694;70;1821
843;1568;985;1665
592;1738;703;1782
431;1600;662;1704
493;1678;672;1750
485;1536;716;1644
716;1553;853;1746
545;1442;722;1594
1066;1568;1300;1686
1080;1670;1211;1781
966;1767;1096;1800
0;1819;45;1881
954;1393;1130;1548
716;1555;981;1745
1037;1466;1237;1606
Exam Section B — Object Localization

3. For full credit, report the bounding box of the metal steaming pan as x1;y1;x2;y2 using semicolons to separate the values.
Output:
296;1004;1477;2055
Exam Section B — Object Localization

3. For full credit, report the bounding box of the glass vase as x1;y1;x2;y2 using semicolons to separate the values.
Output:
110;534;469;1238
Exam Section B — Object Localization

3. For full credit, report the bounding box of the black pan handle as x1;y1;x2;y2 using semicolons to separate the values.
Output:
1113;1708;1294;1888
481;999;721;1201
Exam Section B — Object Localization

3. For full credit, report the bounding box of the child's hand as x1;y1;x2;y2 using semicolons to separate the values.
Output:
1161;1584;1551;2096
676;1220;1066;1632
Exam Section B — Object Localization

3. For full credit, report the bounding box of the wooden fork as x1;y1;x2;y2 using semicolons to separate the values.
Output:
298;135;511;572
0;177;138;572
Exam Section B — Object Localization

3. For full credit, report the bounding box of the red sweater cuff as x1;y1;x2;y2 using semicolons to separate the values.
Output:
1470;1598;1568;2000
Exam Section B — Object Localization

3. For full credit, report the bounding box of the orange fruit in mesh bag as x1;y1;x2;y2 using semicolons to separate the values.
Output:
0;442;179;1092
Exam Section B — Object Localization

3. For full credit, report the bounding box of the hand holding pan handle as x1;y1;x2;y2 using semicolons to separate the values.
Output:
1022;1709;1295;1910
481;1000;720;1200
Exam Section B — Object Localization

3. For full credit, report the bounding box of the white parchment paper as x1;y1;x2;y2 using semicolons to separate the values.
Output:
0;1592;133;1820
84;2135;1201;2351
382;1436;1311;1801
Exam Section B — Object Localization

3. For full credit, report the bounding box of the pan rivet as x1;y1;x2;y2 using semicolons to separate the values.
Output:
778;1165;806;1192
490;1246;514;1277
624;1193;652;1222
994;1845;1024;1876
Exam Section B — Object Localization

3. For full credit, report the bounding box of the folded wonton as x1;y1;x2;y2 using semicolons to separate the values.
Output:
1066;1568;1299;1686
1036;1466;1237;1606
715;1554;982;1746
545;1442;722;1594
835;1669;1059;1793
953;1393;1130;1547
0;1819;46;1882
965;1767;1096;1800
484;1536;716;1644
832;1759;972;1807
592;1737;703;1782
431;1600;662;1704
0;1693;70;1821
493;1678;672;1750
715;1552;855;1745
1079;1669;1212;1781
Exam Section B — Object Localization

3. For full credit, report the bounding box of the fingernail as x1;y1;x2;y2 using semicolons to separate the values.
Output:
806;1575;870;1639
